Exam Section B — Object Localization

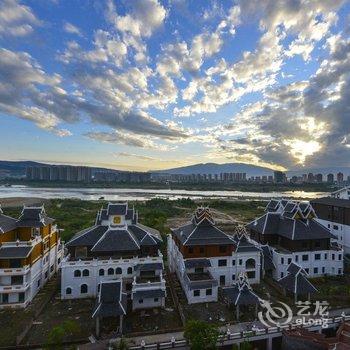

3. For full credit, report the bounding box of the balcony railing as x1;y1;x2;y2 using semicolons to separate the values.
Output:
1;235;42;247
0;265;30;276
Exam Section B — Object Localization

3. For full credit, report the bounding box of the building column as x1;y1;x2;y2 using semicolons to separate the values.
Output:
95;317;100;337
266;336;272;350
119;315;123;334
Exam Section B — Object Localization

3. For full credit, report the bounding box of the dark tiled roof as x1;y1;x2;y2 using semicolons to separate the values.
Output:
128;225;161;245
92;281;127;318
172;212;234;247
184;258;211;269
134;262;163;271
17;206;54;227
0;213;17;234
233;235;260;253
222;284;260;306
311;197;350;209
0;246;33;258
107;203;128;216
278;263;317;295
261;245;275;271
91;229;140;252
66;226;108;247
247;212;335;240
133;289;165;299
278;272;317;295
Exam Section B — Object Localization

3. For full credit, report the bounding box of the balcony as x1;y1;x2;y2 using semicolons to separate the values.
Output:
0;265;30;276
1;235;42;248
132;274;166;292
0;282;30;292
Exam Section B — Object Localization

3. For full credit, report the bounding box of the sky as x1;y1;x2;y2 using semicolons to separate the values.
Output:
0;0;350;172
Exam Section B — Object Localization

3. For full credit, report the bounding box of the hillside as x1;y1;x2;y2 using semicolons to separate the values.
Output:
153;162;274;177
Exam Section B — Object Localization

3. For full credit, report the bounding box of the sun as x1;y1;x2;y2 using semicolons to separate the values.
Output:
284;139;321;165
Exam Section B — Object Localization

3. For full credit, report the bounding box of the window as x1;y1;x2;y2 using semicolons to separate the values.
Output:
2;294;8;304
338;268;342;275
219;275;226;285
66;287;72;295
239;259;242;266
139;299;144;304
305;268;309;274
50;265;54;272
280;272;284;279
154;298;159;302
232;259;236;266
332;254;335;260
206;289;212;296
295;255;299;262
11;276;23;285
232;274;236;281
302;254;309;261
247;271;255;279
287;258;292;265
115;267;122;274
98;284;101;292
37;279;40;287
80;284;88;294
219;245;227;253
339;254;342;261
322;267;325;274
324;253;328;260
281;257;284;264
99;269;105;276
74;270;81;277
127;267;133;274
334;225;339;230
18;293;25;303
315;254;321;260
314;267;318;274
82;269;89;277
246;259;256;269
58;258;61;265
218;259;227;267
108;268;114;275
193;290;200;297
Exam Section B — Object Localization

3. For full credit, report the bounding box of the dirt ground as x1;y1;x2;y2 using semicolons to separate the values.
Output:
0;197;49;207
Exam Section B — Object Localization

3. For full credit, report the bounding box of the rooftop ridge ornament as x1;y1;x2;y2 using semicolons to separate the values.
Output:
235;225;248;240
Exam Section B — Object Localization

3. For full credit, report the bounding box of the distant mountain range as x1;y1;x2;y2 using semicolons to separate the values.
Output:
154;162;275;177
1;160;350;178
155;163;350;177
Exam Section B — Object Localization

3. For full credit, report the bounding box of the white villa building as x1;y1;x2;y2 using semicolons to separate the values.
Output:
168;207;261;304
0;206;63;309
247;200;344;281
61;203;166;312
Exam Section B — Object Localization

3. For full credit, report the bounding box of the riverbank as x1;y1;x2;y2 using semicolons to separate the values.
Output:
0;179;336;193
0;184;329;201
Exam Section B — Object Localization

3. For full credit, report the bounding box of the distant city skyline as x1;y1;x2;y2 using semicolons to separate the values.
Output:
1;1;350;171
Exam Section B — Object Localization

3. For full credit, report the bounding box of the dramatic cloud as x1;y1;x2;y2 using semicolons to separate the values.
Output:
0;0;41;37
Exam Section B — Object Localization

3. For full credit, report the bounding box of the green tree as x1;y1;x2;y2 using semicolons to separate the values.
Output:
184;320;219;350
45;320;80;349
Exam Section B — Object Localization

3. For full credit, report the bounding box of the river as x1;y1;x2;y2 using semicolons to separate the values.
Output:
0;185;327;201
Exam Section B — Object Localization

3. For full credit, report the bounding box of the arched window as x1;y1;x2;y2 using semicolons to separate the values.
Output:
108;268;114;275
74;270;81;277
80;284;88;294
115;267;122;275
66;287;72;295
246;258;256;269
99;269;105;276
82;269;89;277
127;267;133;275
